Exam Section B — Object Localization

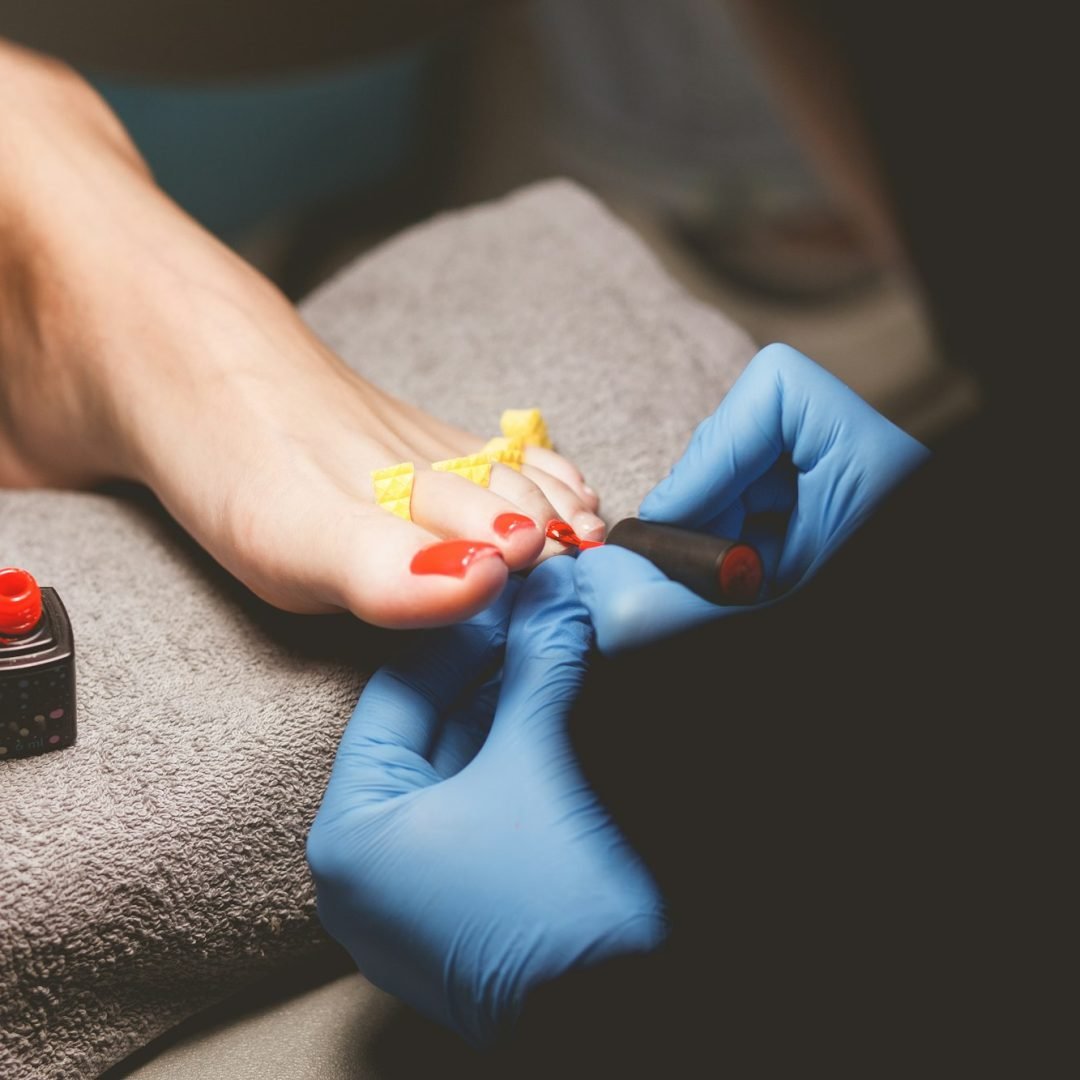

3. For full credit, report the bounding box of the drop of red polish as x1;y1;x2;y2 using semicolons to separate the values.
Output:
493;513;537;539
410;540;503;578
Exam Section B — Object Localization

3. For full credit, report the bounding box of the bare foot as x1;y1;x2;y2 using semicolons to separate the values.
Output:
0;43;602;627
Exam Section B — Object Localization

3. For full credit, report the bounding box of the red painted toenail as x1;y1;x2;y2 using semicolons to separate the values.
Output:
410;541;504;578
545;519;577;544
0;567;42;636
493;513;537;538
545;519;606;552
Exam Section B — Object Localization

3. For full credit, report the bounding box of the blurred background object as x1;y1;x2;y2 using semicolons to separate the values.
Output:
0;0;973;429
453;1;973;439
89;45;458;299
530;0;882;304
92;51;436;252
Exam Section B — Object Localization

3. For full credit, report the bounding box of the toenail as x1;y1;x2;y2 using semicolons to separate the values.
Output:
572;513;607;540
545;519;576;544
493;512;537;539
410;541;503;578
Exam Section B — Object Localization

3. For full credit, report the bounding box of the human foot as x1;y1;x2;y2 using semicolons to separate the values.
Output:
0;45;602;627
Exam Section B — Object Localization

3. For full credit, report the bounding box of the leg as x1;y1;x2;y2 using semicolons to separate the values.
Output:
0;40;602;627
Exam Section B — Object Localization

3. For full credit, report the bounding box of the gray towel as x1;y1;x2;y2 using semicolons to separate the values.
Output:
0;180;754;1079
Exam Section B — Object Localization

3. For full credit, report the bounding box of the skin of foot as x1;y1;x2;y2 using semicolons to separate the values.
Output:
0;40;603;627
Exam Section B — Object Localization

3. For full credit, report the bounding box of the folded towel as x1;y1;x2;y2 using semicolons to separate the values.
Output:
0;180;754;1078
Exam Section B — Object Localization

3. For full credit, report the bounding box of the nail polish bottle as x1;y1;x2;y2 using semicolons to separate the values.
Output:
0;567;77;761
604;518;764;605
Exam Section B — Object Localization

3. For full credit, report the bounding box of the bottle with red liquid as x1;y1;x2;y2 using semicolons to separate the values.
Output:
0;567;76;761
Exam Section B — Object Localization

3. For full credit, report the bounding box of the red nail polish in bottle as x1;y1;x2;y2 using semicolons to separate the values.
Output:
0;568;77;761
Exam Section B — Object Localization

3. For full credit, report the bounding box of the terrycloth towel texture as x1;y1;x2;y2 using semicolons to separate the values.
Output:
0;180;754;1078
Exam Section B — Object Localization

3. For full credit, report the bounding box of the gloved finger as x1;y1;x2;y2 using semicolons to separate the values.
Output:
324;585;517;809
482;557;593;751
741;457;798;515
690;460;793;589
639;346;800;527
775;421;930;592
698;497;746;545
740;514;788;586
430;670;503;779
574;544;731;655
773;466;855;590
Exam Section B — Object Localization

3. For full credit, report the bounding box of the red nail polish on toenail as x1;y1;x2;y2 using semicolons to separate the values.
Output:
546;519;604;551
493;513;536;539
545;519;576;544
410;541;503;578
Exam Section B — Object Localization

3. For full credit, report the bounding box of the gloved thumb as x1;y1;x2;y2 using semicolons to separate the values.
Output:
323;591;513;810
484;557;593;750
574;544;729;654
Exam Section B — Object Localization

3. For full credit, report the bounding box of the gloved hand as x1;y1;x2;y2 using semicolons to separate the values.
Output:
576;343;929;652
307;558;665;1047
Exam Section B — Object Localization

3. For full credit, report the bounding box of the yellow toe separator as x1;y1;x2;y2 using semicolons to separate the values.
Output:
372;462;415;520
500;408;552;450
432;452;492;488
482;435;525;471
374;410;550;517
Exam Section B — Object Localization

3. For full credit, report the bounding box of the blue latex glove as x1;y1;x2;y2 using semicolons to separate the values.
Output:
307;559;665;1047
576;343;930;653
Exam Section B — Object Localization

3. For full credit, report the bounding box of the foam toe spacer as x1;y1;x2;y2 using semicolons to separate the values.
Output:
482;436;526;471
500;408;553;450
432;452;493;488
372;462;415;520
373;409;551;518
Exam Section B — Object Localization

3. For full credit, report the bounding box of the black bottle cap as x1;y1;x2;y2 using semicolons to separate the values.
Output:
604;518;764;605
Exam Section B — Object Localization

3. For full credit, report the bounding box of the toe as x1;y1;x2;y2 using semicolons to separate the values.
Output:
519;463;607;543
523;447;600;510
332;507;511;628
485;463;596;559
409;468;546;570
